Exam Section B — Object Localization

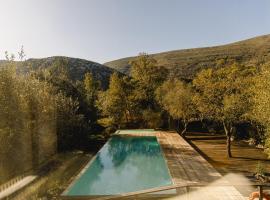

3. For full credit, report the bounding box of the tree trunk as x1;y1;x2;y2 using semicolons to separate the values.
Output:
223;121;232;158
181;122;188;137
124;110;129;124
176;119;181;133
124;101;131;124
168;115;171;130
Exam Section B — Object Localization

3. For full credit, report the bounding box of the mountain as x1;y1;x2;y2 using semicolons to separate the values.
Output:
104;34;270;79
0;56;117;88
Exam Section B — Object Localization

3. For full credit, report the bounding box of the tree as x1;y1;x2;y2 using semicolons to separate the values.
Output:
193;63;256;157
18;45;26;61
129;53;168;126
156;79;197;136
33;58;102;147
97;73;131;128
0;64;58;179
83;72;99;106
0;50;102;182
82;72;100;126
130;53;168;109
251;65;270;157
4;51;15;61
55;92;84;151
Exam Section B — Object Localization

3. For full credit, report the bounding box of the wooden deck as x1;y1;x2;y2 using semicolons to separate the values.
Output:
155;131;246;200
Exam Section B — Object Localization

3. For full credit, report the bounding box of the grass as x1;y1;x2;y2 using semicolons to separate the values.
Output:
11;152;92;200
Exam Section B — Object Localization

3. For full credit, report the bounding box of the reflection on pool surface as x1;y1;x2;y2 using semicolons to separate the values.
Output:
64;136;172;196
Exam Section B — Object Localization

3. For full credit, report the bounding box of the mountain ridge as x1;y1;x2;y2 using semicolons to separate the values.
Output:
0;56;118;88
104;34;270;79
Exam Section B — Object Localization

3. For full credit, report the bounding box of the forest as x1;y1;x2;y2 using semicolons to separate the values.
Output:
1;51;270;184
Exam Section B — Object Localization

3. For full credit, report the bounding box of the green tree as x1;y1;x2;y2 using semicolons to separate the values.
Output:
251;66;270;157
130;53;168;109
129;53;168;126
0;64;58;181
35;58;103;148
82;72;100;127
193;63;256;157
156;79;197;135
97;73;131;129
83;72;99;106
0;51;98;182
55;92;84;151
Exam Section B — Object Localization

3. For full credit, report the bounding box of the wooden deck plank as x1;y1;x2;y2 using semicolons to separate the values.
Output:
155;131;245;200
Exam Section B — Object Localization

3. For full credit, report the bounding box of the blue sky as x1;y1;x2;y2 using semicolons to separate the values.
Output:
0;0;270;63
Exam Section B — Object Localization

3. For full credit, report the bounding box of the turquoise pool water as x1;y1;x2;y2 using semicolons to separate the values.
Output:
64;136;172;196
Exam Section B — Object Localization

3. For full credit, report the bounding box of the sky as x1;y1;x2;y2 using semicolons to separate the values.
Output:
0;0;270;63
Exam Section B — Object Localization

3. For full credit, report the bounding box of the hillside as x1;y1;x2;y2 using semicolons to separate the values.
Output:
105;34;270;79
0;56;117;88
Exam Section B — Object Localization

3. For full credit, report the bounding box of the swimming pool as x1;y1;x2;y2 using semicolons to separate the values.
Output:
62;135;172;197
